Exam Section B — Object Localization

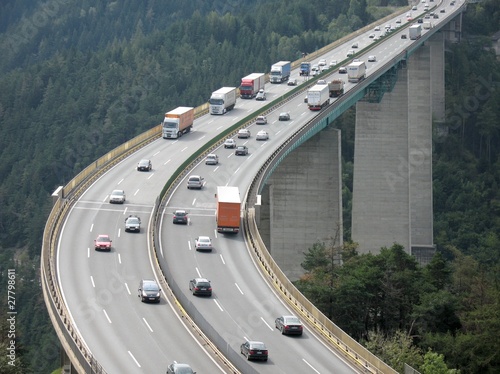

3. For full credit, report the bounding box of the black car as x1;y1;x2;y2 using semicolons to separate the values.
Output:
137;159;152;171
275;315;303;335
235;145;248;156
240;341;268;361
173;210;188;224
138;279;161;303
189;278;212;296
124;215;141;232
401;34;407;39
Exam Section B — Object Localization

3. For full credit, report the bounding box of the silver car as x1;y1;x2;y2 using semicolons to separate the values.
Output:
109;189;126;204
187;175;204;189
237;129;251;139
205;154;219;165
124;215;141;232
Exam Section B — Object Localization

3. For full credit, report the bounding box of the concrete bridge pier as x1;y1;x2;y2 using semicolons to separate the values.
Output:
351;38;442;262
257;126;343;281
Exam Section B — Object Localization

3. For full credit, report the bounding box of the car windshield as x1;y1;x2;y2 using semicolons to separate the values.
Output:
164;120;177;128
97;236;110;242
139;160;149;166
112;190;124;196
189;177;200;182
199;238;210;243
285;317;301;324
127;217;140;224
143;282;159;291
175;211;186;217
209;98;223;105
174;367;193;374
197;282;210;287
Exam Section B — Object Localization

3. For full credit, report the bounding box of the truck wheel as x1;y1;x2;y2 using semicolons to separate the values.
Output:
177;131;182;138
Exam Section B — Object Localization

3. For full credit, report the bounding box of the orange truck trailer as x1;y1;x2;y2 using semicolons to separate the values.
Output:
216;186;241;233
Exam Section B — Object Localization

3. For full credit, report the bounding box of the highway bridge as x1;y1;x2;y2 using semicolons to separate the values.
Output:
42;1;466;373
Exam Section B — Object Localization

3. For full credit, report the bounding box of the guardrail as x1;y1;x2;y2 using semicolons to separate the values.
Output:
41;6;423;372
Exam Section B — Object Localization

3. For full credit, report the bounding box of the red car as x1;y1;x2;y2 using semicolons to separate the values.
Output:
94;235;112;251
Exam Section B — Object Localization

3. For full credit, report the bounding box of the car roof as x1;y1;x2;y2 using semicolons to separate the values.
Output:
111;189;124;194
194;277;210;282
189;175;201;179
247;340;266;347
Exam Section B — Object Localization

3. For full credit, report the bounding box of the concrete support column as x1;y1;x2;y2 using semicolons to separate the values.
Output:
352;44;436;259
261;127;342;281
408;44;434;252
351;68;411;254
429;32;445;122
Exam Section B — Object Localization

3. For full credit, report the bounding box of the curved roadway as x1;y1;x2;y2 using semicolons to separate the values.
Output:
57;1;461;373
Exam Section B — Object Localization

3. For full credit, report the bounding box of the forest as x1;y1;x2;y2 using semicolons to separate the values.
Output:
0;0;499;373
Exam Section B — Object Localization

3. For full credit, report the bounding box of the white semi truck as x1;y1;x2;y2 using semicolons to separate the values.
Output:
347;61;366;83
307;84;330;111
209;87;237;115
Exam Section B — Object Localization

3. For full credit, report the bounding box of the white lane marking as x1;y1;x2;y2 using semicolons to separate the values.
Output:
248;154;254;159
214;229;218;239
117;178;124;185
227;153;233;159
147;173;154;180
142;318;154;332
192;198;196;206
118;229;121;238
276;129;282;135
103;309;112;323
181;147;188;152
214;299;224;312
188;241;192;251
220;254;225;265
123;207;128;215
134;189;139;196
90;223;94;232
235;283;244;295
118;253;122;264
103;196;108;203
214;166;219;172
234;167;241;174
196;267;202;278
260;142;267;148
125;283;131;295
87;248;90;258
164;159;171;165
153;151;160;156
302;359;320;373
90;276;95;288
261;317;273;331
128;351;141;368
198;135;206;141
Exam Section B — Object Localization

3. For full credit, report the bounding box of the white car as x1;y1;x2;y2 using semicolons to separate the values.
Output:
256;116;267;125
368;55;377;62
205;154;219;165
347;50;355;57
329;60;337;68
256;130;269;141
369;33;375;38
318;59;327;66
109;189;126;204
374;25;381;31
195;236;212;252
187;175;204;189
237;128;251;138
224;138;236;148
317;80;327;85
